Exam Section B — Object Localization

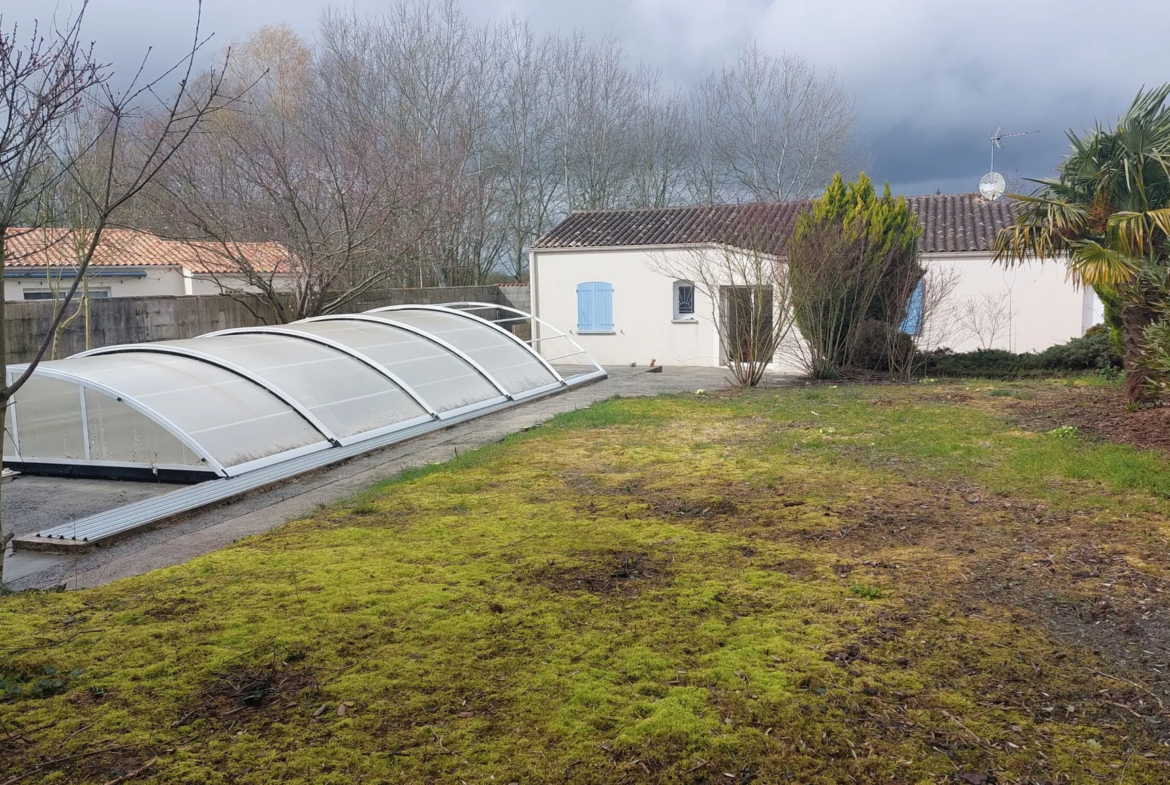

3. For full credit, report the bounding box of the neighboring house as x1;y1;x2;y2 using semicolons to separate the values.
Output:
530;194;1104;369
3;227;292;301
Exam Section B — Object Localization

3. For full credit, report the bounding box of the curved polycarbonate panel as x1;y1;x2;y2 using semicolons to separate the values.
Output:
9;375;87;460
146;335;429;440
370;308;558;395
4;303;598;487
282;319;501;412
84;388;204;466
46;352;326;468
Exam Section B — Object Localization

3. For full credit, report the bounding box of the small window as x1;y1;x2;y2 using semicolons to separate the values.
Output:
673;281;696;320
24;288;110;301
576;282;614;333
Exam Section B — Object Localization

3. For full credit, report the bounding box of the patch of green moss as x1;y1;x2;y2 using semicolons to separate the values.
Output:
1;382;1168;783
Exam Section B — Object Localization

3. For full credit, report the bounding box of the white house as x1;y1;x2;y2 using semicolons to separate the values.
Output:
530;195;1103;369
3;227;293;301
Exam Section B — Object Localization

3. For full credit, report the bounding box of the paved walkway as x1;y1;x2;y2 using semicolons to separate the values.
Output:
2;366;764;591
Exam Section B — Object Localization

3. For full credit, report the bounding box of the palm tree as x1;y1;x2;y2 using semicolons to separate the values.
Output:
993;84;1170;402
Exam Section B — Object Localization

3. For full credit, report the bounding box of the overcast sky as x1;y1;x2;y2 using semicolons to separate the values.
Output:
13;0;1170;196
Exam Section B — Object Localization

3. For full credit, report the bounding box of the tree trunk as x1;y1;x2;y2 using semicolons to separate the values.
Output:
1;239;8;588
0;401;8;588
1121;295;1159;403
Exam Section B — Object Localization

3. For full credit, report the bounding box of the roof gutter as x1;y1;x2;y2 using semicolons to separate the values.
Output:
531;244;1032;259
4;266;151;279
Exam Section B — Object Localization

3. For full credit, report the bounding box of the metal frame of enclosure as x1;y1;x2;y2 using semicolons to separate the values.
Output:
4;302;604;488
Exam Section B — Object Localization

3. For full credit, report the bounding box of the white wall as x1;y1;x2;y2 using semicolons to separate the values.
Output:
925;254;1098;353
533;246;724;367
185;273;298;297
534;245;1101;369
6;269;298;301
5;267;188;301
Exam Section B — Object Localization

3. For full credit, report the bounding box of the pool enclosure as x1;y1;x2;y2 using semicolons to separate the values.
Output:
4;303;604;482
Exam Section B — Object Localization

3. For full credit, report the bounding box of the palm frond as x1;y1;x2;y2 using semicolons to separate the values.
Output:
1067;241;1141;288
1148;207;1170;238
998;83;1170;291
1108;210;1154;257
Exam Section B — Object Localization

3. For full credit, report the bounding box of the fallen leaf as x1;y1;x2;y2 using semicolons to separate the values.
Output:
457;710;476;719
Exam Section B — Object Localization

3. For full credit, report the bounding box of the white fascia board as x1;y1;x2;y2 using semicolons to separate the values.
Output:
532;242;786;267
532;242;729;256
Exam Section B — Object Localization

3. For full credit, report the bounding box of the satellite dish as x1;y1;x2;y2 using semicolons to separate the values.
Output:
979;171;1006;201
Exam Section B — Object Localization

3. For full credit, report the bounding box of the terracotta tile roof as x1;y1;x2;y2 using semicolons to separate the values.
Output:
532;194;1021;256
2;227;290;274
903;193;1021;254
182;241;291;275
532;202;804;257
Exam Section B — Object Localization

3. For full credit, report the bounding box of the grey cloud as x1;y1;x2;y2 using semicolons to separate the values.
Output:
13;0;1170;196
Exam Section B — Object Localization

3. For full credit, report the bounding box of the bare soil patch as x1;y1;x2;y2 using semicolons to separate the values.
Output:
787;481;1170;721
522;549;670;595
649;495;740;519
564;454;1170;734
180;657;320;727
141;595;201;621
1010;384;1170;452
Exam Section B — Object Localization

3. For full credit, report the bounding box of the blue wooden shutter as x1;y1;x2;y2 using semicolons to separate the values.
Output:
596;283;613;331
577;282;613;332
577;283;594;331
899;279;925;335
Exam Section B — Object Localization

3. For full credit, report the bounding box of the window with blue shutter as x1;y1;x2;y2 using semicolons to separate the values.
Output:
899;278;925;336
576;282;614;333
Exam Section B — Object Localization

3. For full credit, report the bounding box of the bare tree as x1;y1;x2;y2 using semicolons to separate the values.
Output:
1;2;233;585
163;24;410;321
628;84;691;209
491;18;559;280
36;119;117;356
682;71;727;205
960;291;1017;350
550;35;642;211
144;3;862;290
314;2;506;289
916;268;966;352
649;239;796;387
694;43;856;202
885;265;964;379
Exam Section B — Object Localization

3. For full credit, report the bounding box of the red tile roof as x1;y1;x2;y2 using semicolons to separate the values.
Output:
532;193;1021;256
3;227;290;274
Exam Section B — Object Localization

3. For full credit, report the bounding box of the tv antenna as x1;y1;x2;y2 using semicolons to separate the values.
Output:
980;126;1035;201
